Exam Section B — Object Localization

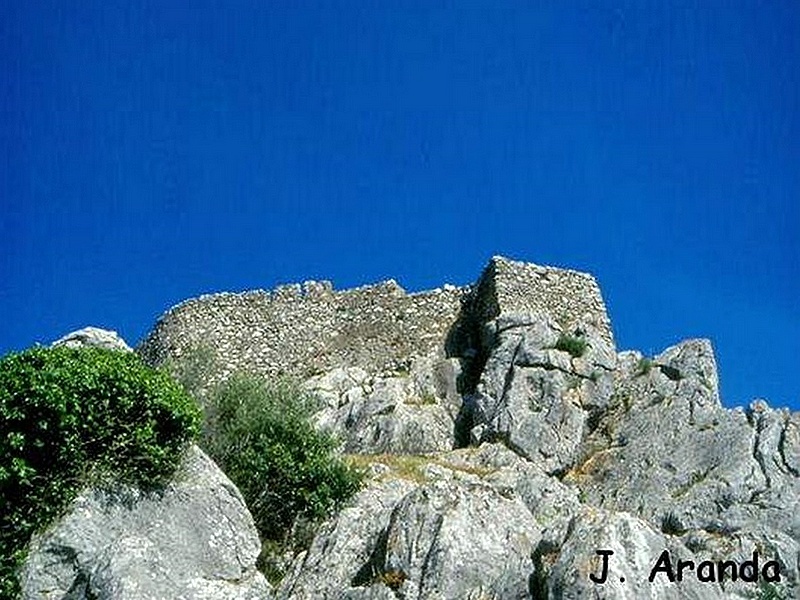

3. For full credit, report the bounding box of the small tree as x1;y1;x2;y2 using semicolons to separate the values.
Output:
200;373;363;577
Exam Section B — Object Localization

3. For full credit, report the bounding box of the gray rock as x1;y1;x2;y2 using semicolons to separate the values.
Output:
280;444;580;600
107;256;798;599
337;587;397;600
277;477;418;599
468;312;616;475
20;446;271;600
457;443;581;549
572;341;800;537
52;327;132;352
381;477;538;599
676;524;799;598
533;508;727;599
305;360;456;455
565;340;800;598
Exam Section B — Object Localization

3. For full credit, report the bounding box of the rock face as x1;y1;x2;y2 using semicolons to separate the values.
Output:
533;508;727;600
20;446;271;600
465;309;616;475
277;444;575;600
24;256;798;599
303;361;458;455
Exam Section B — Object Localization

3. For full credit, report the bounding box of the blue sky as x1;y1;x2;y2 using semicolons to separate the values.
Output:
2;2;797;411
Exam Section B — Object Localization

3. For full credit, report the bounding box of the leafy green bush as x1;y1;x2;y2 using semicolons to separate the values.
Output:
554;333;588;358
0;346;200;599
200;373;363;545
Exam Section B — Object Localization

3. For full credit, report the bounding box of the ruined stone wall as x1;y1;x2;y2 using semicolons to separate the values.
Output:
472;256;615;345
137;256;615;383
137;280;465;382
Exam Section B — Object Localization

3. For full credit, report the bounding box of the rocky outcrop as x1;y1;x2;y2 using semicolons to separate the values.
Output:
24;256;796;599
303;359;459;455
277;444;577;600
20;446;270;600
52;327;132;352
565;339;800;596
533;509;727;599
464;310;616;475
268;257;797;598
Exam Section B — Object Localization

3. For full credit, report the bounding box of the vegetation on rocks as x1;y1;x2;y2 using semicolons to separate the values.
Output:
201;374;363;537
755;582;789;600
183;368;363;580
554;333;588;358
0;346;201;599
10;258;800;597
636;356;654;376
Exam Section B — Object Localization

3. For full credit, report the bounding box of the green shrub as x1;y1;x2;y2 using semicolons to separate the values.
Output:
755;582;789;600
554;333;588;358
164;343;217;400
635;357;653;376
0;346;201;599
200;373;363;549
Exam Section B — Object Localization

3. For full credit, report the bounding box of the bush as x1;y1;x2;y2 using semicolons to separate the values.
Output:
554;333;588;358
635;357;653;376
200;373;363;546
0;346;201;599
756;582;789;600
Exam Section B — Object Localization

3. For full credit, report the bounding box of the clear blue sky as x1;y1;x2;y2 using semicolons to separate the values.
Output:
2;2;797;411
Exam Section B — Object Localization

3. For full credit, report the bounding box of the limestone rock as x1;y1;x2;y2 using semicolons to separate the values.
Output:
120;255;800;599
52;327;132;352
305;360;456;455
466;311;616;475
276;478;417;599
565;340;800;598
572;340;799;538
280;444;582;599
533;508;727;599
380;477;538;599
20;446;271;600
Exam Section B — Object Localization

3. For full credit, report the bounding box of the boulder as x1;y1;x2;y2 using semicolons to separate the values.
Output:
52;327;132;352
466;312;616;475
279;444;580;599
533;508;726;599
276;477;417;599
20;446;271;600
305;360;457;455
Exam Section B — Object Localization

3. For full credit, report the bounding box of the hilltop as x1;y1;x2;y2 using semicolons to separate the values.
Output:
18;256;799;599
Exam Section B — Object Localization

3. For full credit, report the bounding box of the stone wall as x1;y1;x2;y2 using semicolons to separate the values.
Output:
137;280;465;382
471;256;614;345
137;256;615;382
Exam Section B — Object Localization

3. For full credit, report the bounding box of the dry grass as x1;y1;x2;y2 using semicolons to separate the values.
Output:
345;452;497;484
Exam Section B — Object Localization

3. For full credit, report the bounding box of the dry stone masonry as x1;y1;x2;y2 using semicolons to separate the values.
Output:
138;280;463;384
469;256;614;346
138;256;614;385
